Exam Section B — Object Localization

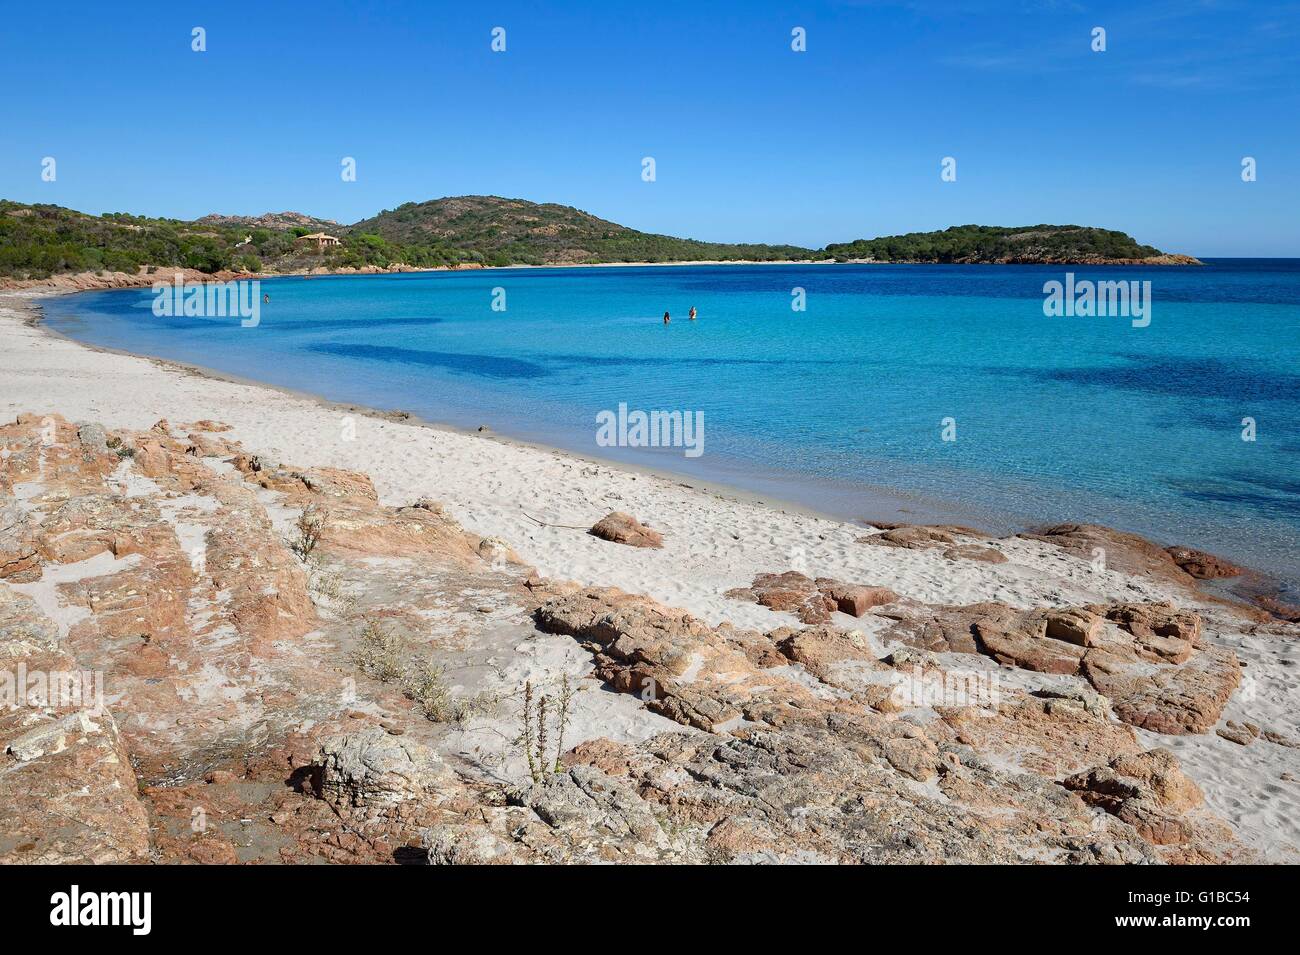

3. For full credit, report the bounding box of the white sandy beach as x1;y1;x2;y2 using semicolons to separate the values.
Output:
1;287;1297;861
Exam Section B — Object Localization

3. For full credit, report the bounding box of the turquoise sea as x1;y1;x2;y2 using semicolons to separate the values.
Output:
39;260;1300;594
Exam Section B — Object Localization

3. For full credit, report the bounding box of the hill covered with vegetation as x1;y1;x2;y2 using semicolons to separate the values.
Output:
0;197;1193;282
0;196;817;280
824;224;1183;264
0;202;262;278
0;201;446;280
348;196;818;266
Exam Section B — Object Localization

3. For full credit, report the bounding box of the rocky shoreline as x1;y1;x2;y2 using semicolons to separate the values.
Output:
1;412;1290;864
0;263;455;294
0;250;1203;294
1;289;1296;864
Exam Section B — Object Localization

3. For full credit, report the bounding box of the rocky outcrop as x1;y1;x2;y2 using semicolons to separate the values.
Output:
0;411;531;864
0;411;1256;865
1084;646;1240;735
536;587;775;731
858;525;1008;564
1165;546;1242;580
725;570;897;623
510;764;667;848
317;728;450;810
530;586;1241;862
726;570;830;623
1043;608;1103;647
0;588;151;864
1092;600;1201;648
859;525;961;550
883;598;1239;735
1019;523;1195;586
1063;749;1215;847
768;623;886;686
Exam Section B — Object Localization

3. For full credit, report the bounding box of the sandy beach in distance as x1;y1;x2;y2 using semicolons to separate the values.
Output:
2;286;1297;862
0;259;848;296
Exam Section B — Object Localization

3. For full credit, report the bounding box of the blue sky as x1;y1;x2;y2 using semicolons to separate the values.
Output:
2;0;1297;255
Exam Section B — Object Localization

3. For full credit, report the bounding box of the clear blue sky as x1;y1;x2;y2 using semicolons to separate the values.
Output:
2;0;1297;255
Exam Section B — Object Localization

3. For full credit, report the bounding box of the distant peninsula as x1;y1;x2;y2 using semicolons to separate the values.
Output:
0;195;1200;286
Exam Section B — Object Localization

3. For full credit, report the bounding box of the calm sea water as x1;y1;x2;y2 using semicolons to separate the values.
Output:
39;261;1300;592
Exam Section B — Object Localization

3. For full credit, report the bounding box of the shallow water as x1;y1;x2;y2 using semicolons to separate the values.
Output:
40;260;1300;592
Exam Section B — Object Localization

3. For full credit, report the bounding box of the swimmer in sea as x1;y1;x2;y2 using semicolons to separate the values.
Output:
663;311;671;325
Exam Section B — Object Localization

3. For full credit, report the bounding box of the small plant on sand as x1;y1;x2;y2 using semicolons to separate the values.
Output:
289;504;326;561
305;556;354;615
519;674;574;784
402;656;457;722
401;660;495;726
351;618;404;684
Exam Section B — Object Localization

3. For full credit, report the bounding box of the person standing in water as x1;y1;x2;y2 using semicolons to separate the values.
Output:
688;306;697;321
663;311;671;325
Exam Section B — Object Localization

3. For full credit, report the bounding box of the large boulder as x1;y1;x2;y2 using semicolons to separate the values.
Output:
815;578;900;617
589;511;663;549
